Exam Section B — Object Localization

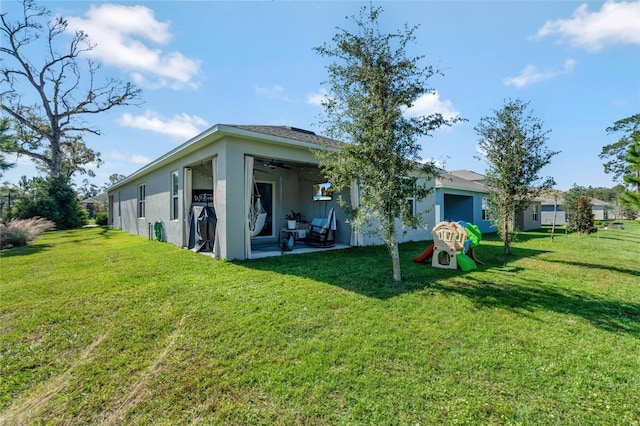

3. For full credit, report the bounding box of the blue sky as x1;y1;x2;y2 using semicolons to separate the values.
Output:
3;0;639;191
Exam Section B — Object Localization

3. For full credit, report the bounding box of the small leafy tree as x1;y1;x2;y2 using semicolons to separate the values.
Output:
562;185;588;217
475;99;558;255
313;5;460;281
569;196;595;235
13;175;87;229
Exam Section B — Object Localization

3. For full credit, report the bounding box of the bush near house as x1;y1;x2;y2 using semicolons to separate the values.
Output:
0;217;55;249
13;176;87;230
94;211;109;226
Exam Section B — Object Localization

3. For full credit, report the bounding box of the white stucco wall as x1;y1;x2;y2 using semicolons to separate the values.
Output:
359;176;437;246
108;129;354;260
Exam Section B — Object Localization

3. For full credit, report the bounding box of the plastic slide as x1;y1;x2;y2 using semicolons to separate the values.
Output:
463;222;482;247
456;252;477;271
413;244;435;263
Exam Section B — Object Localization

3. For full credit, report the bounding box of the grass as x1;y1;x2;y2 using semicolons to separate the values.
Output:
1;222;639;425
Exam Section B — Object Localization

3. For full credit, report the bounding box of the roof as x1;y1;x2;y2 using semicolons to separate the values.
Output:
225;125;342;149
82;192;108;203
108;124;341;192
447;170;486;183
538;196;611;207
436;172;488;193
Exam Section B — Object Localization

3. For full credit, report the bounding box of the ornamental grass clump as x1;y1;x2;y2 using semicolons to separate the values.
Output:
0;217;56;250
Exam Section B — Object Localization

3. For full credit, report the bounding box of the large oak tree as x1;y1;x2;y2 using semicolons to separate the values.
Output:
0;0;141;179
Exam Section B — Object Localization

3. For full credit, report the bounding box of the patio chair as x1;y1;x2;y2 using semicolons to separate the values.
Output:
306;207;336;247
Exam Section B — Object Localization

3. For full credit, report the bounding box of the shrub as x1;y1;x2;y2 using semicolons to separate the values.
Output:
0;217;56;249
13;176;87;229
95;211;109;226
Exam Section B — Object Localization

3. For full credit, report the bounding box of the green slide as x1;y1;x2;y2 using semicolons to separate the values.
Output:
464;223;482;247
456;252;477;271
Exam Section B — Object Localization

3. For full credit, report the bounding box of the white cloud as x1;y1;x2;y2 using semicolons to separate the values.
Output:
504;59;576;88
118;110;209;140
65;4;201;89
536;0;640;52
405;91;460;121
306;88;329;107
109;151;151;164
255;84;293;102
420;157;446;170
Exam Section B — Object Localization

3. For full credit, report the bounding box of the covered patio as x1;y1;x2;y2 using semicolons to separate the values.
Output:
250;239;352;259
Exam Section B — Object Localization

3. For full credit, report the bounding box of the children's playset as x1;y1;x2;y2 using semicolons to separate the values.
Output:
413;221;483;271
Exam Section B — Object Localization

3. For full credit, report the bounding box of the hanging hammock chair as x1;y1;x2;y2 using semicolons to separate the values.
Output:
249;176;267;237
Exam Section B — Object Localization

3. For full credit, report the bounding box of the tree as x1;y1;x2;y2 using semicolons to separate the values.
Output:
0;0;141;178
101;173;127;191
0;118;18;177
599;113;640;183
621;205;638;220
313;5;460;281
569;196;595;235
542;188;562;242
475;99;558;255
77;178;100;200
563;185;589;216
620;137;640;209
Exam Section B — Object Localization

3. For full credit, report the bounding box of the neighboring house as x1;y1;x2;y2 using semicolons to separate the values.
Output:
590;198;611;221
82;192;108;218
437;170;542;232
515;197;543;231
435;170;495;234
539;196;566;225
540;196;611;225
107;124;438;260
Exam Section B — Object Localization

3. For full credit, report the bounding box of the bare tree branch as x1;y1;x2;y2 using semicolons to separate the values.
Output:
0;0;142;178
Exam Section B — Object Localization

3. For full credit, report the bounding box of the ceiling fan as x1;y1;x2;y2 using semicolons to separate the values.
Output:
260;159;291;170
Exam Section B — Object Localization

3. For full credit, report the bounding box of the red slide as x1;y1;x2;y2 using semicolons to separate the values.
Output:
413;244;435;263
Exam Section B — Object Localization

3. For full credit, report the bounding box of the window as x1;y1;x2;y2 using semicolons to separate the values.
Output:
406;197;416;216
532;205;539;222
138;184;146;218
482;197;488;220
171;171;179;220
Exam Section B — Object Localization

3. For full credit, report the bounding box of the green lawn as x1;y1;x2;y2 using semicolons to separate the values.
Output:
1;223;639;425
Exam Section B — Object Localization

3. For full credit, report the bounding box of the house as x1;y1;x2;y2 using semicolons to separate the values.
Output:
107;124;438;260
434;170;495;234
590;198;611;221
81;192;108;218
109;123;559;260
436;170;542;232
540;196;611;225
